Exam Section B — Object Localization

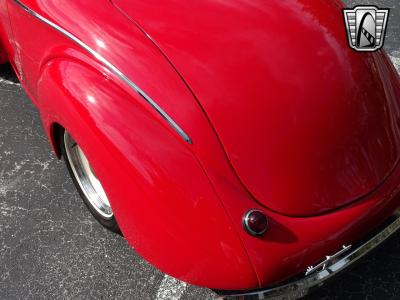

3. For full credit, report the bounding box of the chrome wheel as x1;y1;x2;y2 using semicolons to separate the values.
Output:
64;132;113;219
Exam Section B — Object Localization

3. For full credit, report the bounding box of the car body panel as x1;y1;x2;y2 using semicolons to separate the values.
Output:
35;58;259;289
112;0;400;217
1;0;400;292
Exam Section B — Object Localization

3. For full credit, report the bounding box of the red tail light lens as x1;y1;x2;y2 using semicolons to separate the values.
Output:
243;209;268;236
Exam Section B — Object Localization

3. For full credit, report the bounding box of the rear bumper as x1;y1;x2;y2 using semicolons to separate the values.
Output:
221;210;400;299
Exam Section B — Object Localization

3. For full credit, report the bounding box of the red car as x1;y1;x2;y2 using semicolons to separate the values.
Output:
1;0;400;298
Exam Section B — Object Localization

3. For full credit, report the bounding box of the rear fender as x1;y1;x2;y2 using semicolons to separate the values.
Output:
36;58;258;290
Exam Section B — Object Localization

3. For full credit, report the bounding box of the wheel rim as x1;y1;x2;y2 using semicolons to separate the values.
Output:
64;132;113;219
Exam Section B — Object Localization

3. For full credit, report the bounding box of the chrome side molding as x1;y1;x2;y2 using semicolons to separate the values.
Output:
12;0;192;144
221;211;400;299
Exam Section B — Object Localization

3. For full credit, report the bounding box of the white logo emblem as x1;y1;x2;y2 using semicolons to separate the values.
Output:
343;6;389;52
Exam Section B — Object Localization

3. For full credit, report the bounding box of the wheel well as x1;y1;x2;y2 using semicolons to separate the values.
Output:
51;123;65;158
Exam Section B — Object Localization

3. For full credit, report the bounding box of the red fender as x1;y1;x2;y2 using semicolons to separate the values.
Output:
36;58;258;289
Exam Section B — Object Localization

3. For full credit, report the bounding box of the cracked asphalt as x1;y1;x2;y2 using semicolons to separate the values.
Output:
0;1;399;299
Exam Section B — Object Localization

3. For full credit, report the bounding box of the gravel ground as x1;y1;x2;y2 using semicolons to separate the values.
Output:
0;1;399;299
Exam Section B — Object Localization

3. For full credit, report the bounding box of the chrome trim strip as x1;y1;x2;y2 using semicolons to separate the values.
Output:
13;0;192;144
222;211;400;299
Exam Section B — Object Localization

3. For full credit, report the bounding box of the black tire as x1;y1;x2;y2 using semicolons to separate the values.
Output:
60;129;121;234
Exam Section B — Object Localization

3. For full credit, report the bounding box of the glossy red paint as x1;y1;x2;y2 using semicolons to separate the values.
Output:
1;0;400;292
113;0;400;217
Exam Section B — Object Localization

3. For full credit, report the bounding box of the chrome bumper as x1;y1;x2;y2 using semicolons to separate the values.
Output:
221;211;400;300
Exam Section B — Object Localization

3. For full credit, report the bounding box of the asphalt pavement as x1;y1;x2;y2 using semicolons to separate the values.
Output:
0;1;399;299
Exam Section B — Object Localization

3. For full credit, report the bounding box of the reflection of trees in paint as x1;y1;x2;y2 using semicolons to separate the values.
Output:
357;12;376;48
